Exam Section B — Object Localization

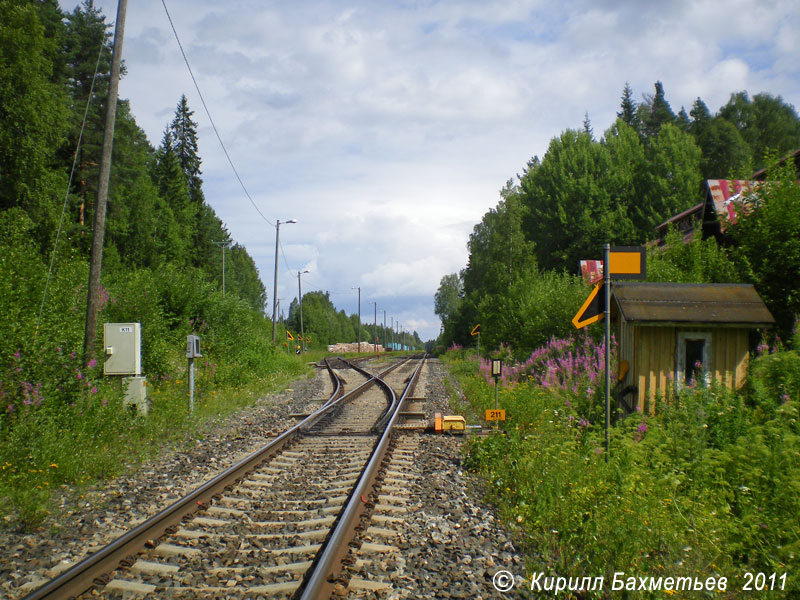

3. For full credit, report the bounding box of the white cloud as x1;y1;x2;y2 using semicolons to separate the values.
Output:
59;0;800;340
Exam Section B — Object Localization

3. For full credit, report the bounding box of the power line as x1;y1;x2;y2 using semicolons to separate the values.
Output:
160;0;273;226
37;35;107;335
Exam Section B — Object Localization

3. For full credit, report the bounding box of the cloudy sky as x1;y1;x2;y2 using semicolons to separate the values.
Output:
60;0;799;341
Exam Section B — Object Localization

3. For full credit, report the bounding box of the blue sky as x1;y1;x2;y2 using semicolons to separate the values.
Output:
60;0;800;341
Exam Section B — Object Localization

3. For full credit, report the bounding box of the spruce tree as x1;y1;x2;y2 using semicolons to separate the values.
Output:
169;94;203;204
617;82;638;128
640;81;675;139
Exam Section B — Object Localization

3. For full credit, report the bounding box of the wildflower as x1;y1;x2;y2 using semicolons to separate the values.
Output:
637;421;647;434
781;393;790;403
76;372;83;380
7;405;13;413
91;386;98;394
56;346;62;353
13;351;20;359
87;358;97;368
757;343;769;355
594;447;603;454
49;463;58;468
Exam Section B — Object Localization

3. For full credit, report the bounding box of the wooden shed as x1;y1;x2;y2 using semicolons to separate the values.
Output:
612;282;774;412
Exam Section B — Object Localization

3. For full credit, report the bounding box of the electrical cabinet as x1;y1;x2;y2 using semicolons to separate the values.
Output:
104;323;142;376
186;335;202;358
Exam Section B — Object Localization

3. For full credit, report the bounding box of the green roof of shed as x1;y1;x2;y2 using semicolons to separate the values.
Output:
612;282;774;326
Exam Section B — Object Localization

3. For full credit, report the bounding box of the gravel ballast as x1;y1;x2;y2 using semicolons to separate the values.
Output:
2;358;529;599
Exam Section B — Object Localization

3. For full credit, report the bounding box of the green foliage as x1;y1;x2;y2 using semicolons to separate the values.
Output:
647;228;741;283
728;158;800;343
719;92;800;170
445;351;800;596
0;0;68;245
477;269;588;358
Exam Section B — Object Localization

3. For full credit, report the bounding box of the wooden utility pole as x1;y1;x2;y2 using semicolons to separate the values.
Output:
83;0;127;365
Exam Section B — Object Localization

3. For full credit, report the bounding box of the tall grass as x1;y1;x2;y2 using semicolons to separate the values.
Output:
446;335;800;597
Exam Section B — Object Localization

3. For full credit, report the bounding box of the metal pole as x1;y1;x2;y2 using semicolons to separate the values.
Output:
298;271;304;354
271;221;281;342
357;288;361;353
383;310;386;350
83;0;127;365
212;241;228;295
188;357;195;414
391;316;394;350
604;242;611;463
374;301;377;354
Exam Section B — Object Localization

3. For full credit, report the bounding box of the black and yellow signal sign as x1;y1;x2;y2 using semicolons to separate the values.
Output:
572;282;605;329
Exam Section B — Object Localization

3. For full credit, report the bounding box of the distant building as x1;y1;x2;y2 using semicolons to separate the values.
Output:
655;148;799;245
655;179;760;246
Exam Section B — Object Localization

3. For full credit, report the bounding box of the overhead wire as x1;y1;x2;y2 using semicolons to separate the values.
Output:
160;0;273;226
36;36;107;335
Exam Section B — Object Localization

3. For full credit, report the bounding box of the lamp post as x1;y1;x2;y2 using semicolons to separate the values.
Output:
211;240;230;296
271;219;296;343
352;286;361;352
298;269;309;353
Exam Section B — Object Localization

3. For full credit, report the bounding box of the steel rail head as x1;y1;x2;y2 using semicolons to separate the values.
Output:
22;359;349;600
297;354;428;600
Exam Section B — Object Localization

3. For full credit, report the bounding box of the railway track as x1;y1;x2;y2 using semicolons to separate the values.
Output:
23;354;427;600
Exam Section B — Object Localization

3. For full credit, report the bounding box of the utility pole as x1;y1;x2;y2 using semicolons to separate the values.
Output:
373;301;377;353
83;0;127;365
352;287;361;352
271;219;296;343
383;310;386;350
212;240;229;295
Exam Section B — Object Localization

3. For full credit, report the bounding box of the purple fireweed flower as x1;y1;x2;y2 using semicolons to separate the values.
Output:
91;386;98;394
13;351;20;359
637;421;647;434
87;358;97;368
782;393;790;403
7;405;13;413
76;372;83;380
757;343;769;356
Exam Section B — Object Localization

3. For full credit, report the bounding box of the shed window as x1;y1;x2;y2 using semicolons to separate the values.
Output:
676;332;712;388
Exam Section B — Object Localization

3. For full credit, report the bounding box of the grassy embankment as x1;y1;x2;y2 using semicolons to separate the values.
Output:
442;334;799;597
0;210;318;528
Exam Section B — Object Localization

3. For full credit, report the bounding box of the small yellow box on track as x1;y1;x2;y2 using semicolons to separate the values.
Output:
441;415;466;433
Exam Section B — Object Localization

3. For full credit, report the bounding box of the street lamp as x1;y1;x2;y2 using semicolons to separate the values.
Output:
272;219;296;343
298;269;309;353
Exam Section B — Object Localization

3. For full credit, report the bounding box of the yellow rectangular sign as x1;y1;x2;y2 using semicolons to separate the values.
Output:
485;409;506;421
608;246;646;279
